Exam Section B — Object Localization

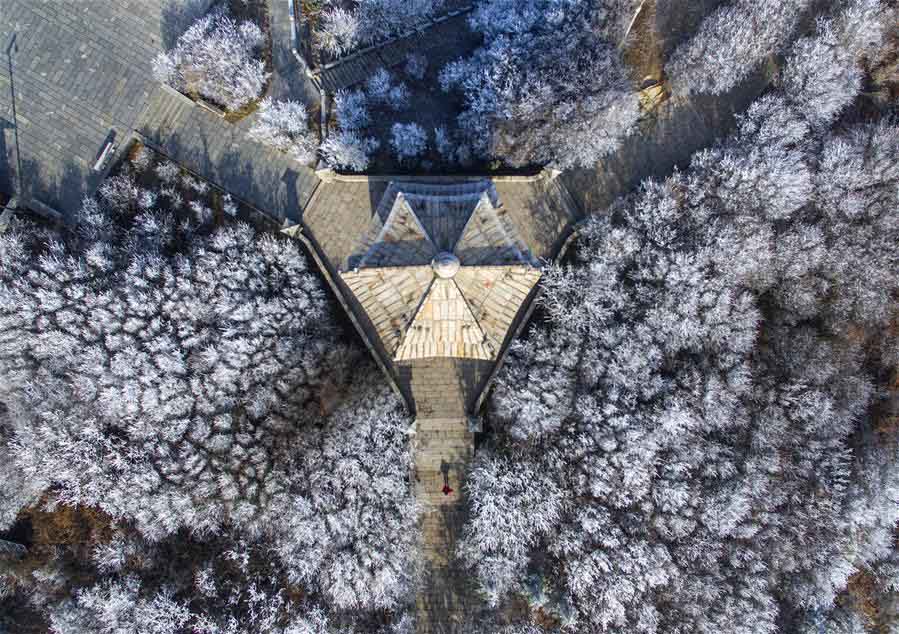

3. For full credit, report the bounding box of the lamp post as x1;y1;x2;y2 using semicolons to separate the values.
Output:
5;33;24;198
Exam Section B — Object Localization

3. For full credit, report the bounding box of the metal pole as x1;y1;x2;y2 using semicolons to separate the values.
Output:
5;34;24;198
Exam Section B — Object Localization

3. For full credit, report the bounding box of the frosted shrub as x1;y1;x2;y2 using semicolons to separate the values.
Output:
189;200;213;223
247;98;317;164
152;7;269;111
387;84;411;111
222;193;238;217
333;89;370;131
390;123;427;163
98;174;140;213
366;68;393;103
315;7;360;56
434;126;453;159
180;173;208;195
320;130;380;172
138;190;158;211
130;146;153;172
155;160;181;184
405;53;428;80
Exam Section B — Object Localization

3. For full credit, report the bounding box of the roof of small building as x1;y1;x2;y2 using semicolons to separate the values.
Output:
339;181;542;362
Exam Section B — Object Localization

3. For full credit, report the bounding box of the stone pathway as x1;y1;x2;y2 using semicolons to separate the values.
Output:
267;0;320;109
1;0;319;222
414;417;477;634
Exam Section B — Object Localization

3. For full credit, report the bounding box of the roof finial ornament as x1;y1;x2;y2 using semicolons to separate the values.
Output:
431;252;461;279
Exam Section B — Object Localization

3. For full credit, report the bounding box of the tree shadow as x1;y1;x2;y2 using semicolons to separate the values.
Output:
159;0;213;49
16;157;93;222
138;122;317;225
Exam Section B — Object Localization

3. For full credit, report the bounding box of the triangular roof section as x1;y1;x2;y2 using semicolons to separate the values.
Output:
403;191;482;252
394;278;493;361
453;192;536;266
340;265;434;356
453;266;542;351
353;193;437;269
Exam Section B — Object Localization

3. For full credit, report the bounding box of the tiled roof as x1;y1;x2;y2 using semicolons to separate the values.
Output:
341;266;434;354
338;181;542;361
395;278;493;361
453;266;542;351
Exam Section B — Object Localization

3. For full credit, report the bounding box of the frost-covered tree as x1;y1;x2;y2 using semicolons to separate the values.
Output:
405;53;427;80
273;379;420;611
321;90;380;172
390;123;427;164
333;89;371;131
1;163;420;623
364;68;409;111
463;55;899;632
315;6;360;57
0;182;354;539
320;130;380;172
782;0;887;128
666;0;811;96
314;0;445;56
440;0;639;168
47;576;190;634
152;7;269;111
247;98;317;164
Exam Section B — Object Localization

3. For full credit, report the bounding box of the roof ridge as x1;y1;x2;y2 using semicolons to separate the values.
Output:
394;277;492;361
356;192;437;269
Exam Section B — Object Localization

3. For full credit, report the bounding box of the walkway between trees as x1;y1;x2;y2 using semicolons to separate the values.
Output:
414;417;477;633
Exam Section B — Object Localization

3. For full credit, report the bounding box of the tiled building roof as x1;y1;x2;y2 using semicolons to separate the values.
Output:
339;181;542;362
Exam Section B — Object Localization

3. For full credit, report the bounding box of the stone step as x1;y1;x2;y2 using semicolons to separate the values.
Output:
415;417;470;430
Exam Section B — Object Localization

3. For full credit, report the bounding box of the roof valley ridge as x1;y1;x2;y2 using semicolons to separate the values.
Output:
452;191;532;266
390;274;438;358
355;192;437;269
450;275;499;354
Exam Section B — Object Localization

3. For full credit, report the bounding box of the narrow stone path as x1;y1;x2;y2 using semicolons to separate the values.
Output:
414;417;477;633
267;0;320;110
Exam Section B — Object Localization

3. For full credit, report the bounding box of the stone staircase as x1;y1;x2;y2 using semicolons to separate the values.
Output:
414;417;478;633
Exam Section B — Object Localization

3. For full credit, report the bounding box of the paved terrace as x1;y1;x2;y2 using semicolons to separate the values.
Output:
1;0;321;224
